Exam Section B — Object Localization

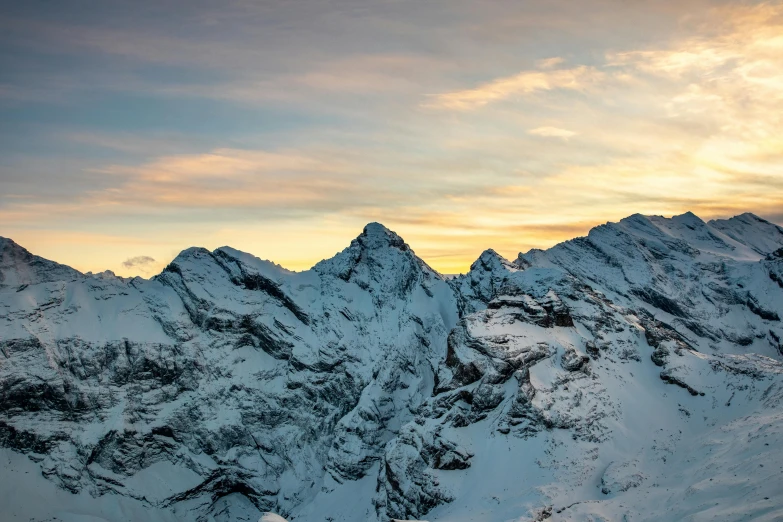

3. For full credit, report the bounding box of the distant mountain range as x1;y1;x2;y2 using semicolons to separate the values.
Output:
1;212;782;521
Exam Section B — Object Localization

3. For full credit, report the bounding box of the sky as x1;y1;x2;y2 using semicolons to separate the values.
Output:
1;0;782;276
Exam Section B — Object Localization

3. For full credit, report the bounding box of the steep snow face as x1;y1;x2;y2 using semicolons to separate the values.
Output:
381;260;783;522
0;223;458;521
709;212;783;256
519;212;783;358
1;213;782;522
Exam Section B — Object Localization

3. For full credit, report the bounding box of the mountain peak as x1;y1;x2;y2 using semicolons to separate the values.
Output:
479;248;501;259
471;248;515;272
673;210;700;219
356;222;408;251
310;221;442;291
0;236;22;252
0;236;82;286
733;212;771;224
670;210;706;226
3;210;783;522
709;212;783;256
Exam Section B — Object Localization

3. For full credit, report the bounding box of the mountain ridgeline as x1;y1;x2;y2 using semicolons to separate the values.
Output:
1;213;783;521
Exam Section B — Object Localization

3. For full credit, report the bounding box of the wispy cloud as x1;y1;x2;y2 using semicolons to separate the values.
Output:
3;0;783;277
528;126;577;139
91;148;370;210
537;57;566;69
424;66;603;110
122;255;156;272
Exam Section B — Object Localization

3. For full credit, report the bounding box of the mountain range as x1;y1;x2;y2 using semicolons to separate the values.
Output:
1;211;782;522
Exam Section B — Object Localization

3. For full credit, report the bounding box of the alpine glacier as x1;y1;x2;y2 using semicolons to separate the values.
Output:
1;212;782;521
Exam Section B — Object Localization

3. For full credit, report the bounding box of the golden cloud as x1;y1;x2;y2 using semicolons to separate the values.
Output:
5;2;783;277
528;126;577;139
424;66;604;110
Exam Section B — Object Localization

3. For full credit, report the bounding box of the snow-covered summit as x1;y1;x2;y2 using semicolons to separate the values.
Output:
0;236;82;287
471;248;516;272
709;212;783;255
449;248;521;315
358;221;410;251
0;212;782;522
516;211;783;355
313;223;445;302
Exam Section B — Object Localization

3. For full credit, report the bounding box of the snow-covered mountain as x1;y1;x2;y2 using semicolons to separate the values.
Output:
1;213;782;522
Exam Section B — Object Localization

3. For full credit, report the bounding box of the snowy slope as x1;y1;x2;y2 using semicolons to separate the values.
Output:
519;212;783;357
0;236;82;287
1;213;782;522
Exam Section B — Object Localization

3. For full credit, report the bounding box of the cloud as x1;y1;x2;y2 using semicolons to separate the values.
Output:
536;57;565;69
122;255;156;270
424;66;604;110
604;3;783;184
528;126;577;139
89;148;374;211
4;0;783;277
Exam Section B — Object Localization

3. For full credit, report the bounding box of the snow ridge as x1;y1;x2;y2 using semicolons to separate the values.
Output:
1;212;782;522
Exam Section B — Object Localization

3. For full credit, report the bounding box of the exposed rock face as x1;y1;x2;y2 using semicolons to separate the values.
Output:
1;212;783;522
600;460;645;495
0;223;458;521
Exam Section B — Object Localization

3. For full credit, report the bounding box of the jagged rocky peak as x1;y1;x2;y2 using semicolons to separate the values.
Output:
159;243;289;290
514;210;783;357
709;212;783;256
450;248;522;315
0;235;82;287
1;211;783;522
585;211;709;245
157;245;232;289
154;242;312;331
660;210;713;232
615;211;658;230
717;211;778;228
524;210;783;270
356;221;409;251
471;248;517;273
214;246;292;278
313;222;444;297
163;245;212;269
673;210;707;225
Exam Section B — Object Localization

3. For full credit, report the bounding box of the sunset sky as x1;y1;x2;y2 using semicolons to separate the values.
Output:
2;0;782;276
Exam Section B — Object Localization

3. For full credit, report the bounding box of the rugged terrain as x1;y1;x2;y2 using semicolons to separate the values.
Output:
1;212;782;521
